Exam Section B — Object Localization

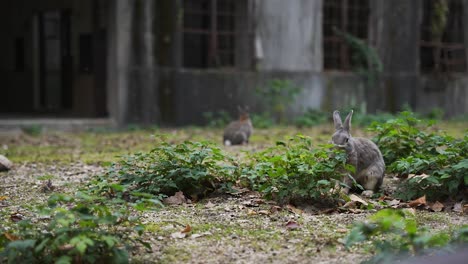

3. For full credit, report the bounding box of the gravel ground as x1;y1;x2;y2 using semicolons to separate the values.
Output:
1;128;466;263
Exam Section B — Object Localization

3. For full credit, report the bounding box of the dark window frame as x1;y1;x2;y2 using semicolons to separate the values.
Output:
420;0;466;73
182;0;250;69
323;0;370;71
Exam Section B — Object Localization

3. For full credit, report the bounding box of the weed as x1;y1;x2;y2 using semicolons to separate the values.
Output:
241;135;348;203
369;111;467;200
104;138;238;201
345;209;467;264
0;192;146;263
294;109;329;128
21;125;43;136
256;79;301;124
203;111;231;128
251;112;276;129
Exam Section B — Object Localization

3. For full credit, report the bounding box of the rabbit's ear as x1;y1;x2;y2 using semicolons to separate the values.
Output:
343;110;353;132
333;110;343;130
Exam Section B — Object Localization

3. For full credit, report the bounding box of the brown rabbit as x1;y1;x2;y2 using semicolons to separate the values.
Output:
332;110;385;196
223;106;253;146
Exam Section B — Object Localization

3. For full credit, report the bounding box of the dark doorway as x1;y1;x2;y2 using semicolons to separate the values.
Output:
34;10;73;112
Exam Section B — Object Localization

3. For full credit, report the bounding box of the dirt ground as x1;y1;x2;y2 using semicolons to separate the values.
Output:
0;125;466;263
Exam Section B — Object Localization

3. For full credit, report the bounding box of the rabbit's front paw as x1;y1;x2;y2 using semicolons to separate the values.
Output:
361;190;374;197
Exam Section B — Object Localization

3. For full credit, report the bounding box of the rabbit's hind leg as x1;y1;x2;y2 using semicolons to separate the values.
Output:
357;166;382;196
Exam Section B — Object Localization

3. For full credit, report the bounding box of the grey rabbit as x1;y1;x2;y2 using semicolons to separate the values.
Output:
332;110;385;196
223;106;253;146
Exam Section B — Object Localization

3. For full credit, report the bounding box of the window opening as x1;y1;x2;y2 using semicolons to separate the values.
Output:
323;0;370;71
420;0;466;73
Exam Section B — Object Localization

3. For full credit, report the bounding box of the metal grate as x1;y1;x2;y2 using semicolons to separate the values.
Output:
323;0;370;71
183;0;243;68
420;0;466;73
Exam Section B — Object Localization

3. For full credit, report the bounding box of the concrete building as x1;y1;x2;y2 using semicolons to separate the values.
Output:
1;0;467;127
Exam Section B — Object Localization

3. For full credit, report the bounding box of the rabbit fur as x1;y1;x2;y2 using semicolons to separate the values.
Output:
223;106;253;146
332;110;385;196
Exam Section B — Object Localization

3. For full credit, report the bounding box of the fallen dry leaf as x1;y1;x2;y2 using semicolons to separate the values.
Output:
403;208;417;216
285;221;300;230
191;232;212;239
0;196;8;201
408;195;426;208
58;244;74;251
247;209;257;216
163;191;188;205
270;205;282;214
286;204;303;215
349;194;369;206
430;201;444;212
453;202;464;213
204;201;215;208
319;208;337;214
181;224;192;233
342;201;357;209
258;210;270;215
348;208;364;214
408;173;430;183
4;233;19;241
378;195;391;201
41;180;55;193
10;212;24;222
242;200;258;207
253;198;265;205
170;232;187;239
336;228;348;233
387;199;401;207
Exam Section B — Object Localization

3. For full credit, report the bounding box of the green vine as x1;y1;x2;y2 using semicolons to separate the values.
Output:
333;27;383;112
431;0;449;42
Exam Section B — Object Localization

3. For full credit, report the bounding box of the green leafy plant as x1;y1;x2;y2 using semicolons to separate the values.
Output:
203;111;232;128
333;27;383;89
294;108;329;128
345;209;467;264
369;111;436;165
256;79;301;124
241;135;348;203
0;192;145;264
107;139;238;200
251;112;275;129
369;112;467;200
21;125;43;136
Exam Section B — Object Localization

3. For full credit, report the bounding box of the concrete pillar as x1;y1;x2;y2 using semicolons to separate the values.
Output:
107;0;133;126
254;0;323;72
369;0;422;112
107;0;161;126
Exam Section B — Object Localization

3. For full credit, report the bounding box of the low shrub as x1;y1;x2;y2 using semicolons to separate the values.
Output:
294;109;329;128
240;135;348;204
104;139;238;201
251;112;276;129
0;192;145;264
345;209;468;264
369;112;468;201
203;111;232;128
255;79;301;124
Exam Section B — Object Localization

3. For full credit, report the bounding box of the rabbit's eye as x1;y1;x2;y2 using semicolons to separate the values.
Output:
345;138;349;143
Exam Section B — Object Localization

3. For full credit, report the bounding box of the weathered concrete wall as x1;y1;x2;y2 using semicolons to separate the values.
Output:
417;75;468;117
153;70;467;126
369;0;422;112
112;0;467;126
254;0;323;72
155;69;367;126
